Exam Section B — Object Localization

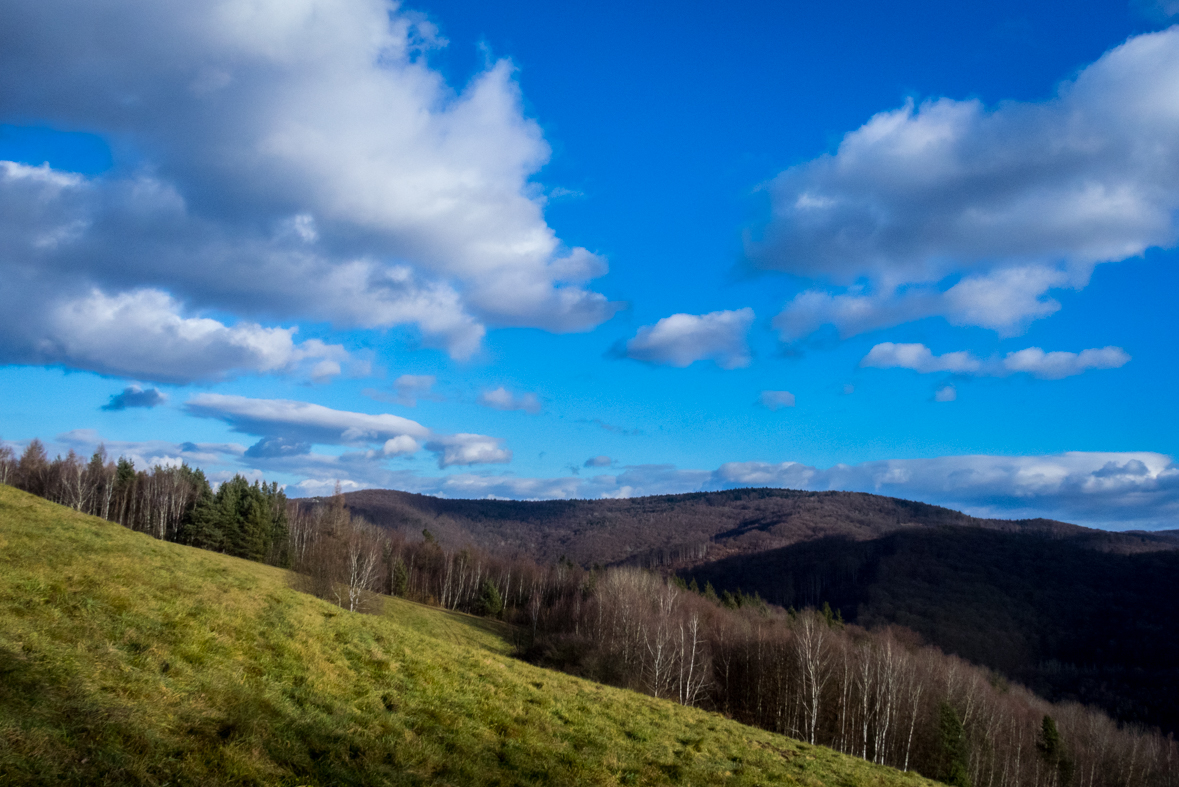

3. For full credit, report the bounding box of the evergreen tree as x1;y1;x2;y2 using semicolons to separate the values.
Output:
178;476;222;552
703;581;719;603
391;558;409;597
16;439;49;497
937;702;972;787
1037;714;1073;786
477;579;504;618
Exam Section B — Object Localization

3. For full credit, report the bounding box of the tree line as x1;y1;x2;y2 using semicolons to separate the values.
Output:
1;439;289;565
3;439;1176;787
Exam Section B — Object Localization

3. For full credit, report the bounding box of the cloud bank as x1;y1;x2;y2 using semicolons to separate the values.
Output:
0;0;618;381
758;26;1179;341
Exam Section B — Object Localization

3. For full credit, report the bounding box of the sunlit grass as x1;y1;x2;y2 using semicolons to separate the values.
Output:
0;484;935;786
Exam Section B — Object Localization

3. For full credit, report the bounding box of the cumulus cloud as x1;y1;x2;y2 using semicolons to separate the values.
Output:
0;0;619;380
1002;346;1131;379
758;390;796;410
1;286;352;384
422;434;512;468
861;342;1130;379
101;385;167;411
758;27;1179;340
625;308;755;369
861;343;982;374
479;386;542;414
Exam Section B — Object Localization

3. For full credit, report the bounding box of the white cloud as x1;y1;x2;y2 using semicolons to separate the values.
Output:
758;390;796;410
1002;346;1131;379
2;287;352;384
0;0;619;380
625;308;755;369
860;342;1130;380
183;393;511;469
584;455;612;468
861;342;981;374
184;393;430;445
382;435;421;456
760;27;1179;340
422;434;512;468
934;385;957;402
479;386;542;414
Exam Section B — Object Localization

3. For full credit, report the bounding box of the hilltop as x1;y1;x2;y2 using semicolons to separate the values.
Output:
336;486;1175;567
0;484;933;786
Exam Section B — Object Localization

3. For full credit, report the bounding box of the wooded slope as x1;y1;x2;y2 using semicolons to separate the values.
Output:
339;486;1175;567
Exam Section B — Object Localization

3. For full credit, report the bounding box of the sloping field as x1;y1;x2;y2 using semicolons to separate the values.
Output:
0;484;933;786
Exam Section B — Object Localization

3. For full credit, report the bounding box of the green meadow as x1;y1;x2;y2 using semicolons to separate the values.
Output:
0;484;934;786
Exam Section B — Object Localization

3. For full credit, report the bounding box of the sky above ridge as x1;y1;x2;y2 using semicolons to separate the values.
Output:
2;0;1178;529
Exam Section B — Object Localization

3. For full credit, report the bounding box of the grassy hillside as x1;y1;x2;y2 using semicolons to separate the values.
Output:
0;485;934;787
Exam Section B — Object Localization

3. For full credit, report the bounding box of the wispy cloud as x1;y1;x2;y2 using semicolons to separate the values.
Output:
758;390;796;410
479;387;542;414
364;375;441;407
183;393;507;469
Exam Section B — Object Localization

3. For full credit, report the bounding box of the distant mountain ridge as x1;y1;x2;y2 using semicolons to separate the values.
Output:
334;486;1176;567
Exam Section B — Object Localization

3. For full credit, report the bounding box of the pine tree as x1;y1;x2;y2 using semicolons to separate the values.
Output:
1037;714;1073;787
937;702;972;787
477;579;504;618
391;558;409;597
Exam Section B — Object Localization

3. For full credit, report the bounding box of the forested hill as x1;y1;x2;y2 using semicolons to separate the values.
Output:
335;486;1175;567
682;526;1179;735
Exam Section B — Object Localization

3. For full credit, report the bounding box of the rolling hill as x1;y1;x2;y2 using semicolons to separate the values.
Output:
337;487;1176;569
0;484;934;786
681;526;1179;735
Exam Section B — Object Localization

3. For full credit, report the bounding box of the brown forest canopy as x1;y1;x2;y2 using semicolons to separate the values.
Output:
335;486;1177;567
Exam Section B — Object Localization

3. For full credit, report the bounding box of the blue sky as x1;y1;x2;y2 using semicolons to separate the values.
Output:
2;0;1178;528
